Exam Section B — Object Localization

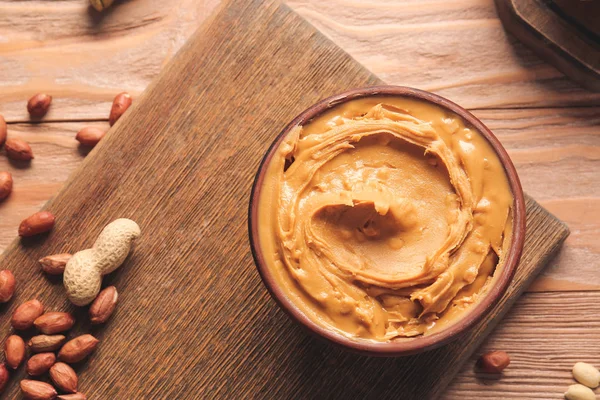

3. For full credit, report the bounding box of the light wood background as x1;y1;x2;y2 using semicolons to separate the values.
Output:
0;0;598;398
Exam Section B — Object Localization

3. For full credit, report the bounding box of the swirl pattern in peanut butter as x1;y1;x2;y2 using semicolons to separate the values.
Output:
257;97;513;341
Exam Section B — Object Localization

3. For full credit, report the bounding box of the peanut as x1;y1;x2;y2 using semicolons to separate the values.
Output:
58;334;99;363
5;334;26;369
20;379;57;400
64;219;140;305
0;364;8;394
39;254;72;275
12;299;45;330
572;362;600;389
34;312;75;334
5;138;34;161
50;362;78;394
76;127;106;147
478;350;510;373
0;269;15;302
28;335;66;353
109;92;132;126
19;211;55;237
26;352;56;376
0;171;13;201
565;383;595;400
89;286;118;324
27;93;52;118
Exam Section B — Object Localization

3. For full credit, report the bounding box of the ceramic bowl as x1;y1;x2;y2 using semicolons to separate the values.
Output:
248;86;525;356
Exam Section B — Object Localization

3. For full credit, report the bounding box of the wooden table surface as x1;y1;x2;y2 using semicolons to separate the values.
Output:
0;0;598;398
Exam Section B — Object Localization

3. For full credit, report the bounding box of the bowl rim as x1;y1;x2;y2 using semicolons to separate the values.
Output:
248;85;526;356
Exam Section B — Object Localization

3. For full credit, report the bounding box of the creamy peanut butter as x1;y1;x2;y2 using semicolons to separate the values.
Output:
257;96;513;341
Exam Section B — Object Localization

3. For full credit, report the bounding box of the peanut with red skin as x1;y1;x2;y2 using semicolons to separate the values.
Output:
50;362;78;393
5;138;33;161
20;379;57;400
34;312;75;334
12;299;45;330
39;254;72;275
28;335;66;353
0;172;13;201
109;92;132;126
58;334;99;363
0;270;15;302
19;211;55;237
5;335;26;369
89;286;118;324
26;352;56;376
27;93;52;118
478;350;510;373
0;363;9;394
76;127;105;147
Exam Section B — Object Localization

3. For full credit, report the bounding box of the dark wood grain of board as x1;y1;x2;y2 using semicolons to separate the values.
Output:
0;0;568;398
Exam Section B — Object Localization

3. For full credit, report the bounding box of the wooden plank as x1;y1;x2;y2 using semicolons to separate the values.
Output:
0;0;571;398
448;291;600;399
472;107;600;204
287;0;600;109
0;122;90;243
1;0;599;123
528;198;600;292
4;106;596;291
472;107;600;292
0;0;220;122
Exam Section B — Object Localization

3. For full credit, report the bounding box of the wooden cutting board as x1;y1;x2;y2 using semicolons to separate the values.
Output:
0;0;569;398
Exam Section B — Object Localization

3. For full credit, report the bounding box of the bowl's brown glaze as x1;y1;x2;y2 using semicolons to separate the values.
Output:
248;86;525;356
